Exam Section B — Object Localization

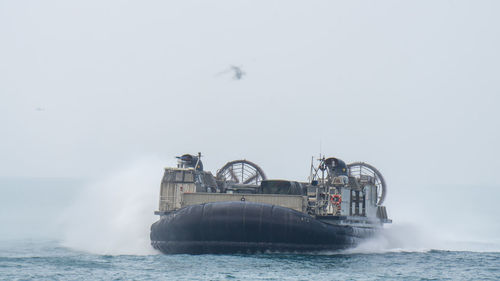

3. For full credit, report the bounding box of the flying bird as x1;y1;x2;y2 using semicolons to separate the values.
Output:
230;65;245;80
216;65;246;80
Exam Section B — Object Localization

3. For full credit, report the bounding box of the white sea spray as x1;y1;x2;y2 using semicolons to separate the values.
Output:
60;157;170;255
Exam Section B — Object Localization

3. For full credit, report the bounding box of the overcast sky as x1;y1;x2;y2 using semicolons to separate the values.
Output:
1;0;499;193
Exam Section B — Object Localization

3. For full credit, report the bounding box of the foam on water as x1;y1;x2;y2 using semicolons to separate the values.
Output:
347;183;500;254
345;225;500;255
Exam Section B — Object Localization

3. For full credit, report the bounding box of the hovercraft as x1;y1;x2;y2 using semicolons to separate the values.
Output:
150;153;391;254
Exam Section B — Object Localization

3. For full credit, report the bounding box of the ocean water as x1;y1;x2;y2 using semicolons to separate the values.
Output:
1;239;499;280
1;166;499;280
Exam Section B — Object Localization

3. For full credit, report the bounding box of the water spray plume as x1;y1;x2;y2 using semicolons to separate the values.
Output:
61;157;172;255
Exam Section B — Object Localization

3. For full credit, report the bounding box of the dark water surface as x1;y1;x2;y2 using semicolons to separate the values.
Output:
1;240;499;281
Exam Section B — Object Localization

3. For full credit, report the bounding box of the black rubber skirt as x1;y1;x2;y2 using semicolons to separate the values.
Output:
150;201;375;254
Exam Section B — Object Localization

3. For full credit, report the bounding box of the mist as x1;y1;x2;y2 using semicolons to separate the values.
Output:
60;158;164;255
1;1;499;254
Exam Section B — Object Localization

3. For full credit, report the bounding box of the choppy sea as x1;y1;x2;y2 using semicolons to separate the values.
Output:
1;239;499;280
1;169;499;280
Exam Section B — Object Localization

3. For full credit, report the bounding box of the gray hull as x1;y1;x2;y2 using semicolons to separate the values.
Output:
150;201;378;254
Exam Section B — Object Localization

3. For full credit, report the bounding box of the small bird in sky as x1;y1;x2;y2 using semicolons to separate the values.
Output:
216;65;246;80
230;65;245;80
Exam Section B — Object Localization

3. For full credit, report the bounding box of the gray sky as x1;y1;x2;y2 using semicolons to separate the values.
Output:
1;0;499;192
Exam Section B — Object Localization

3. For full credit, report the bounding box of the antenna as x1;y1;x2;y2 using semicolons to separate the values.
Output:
309;156;314;182
318;139;323;160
